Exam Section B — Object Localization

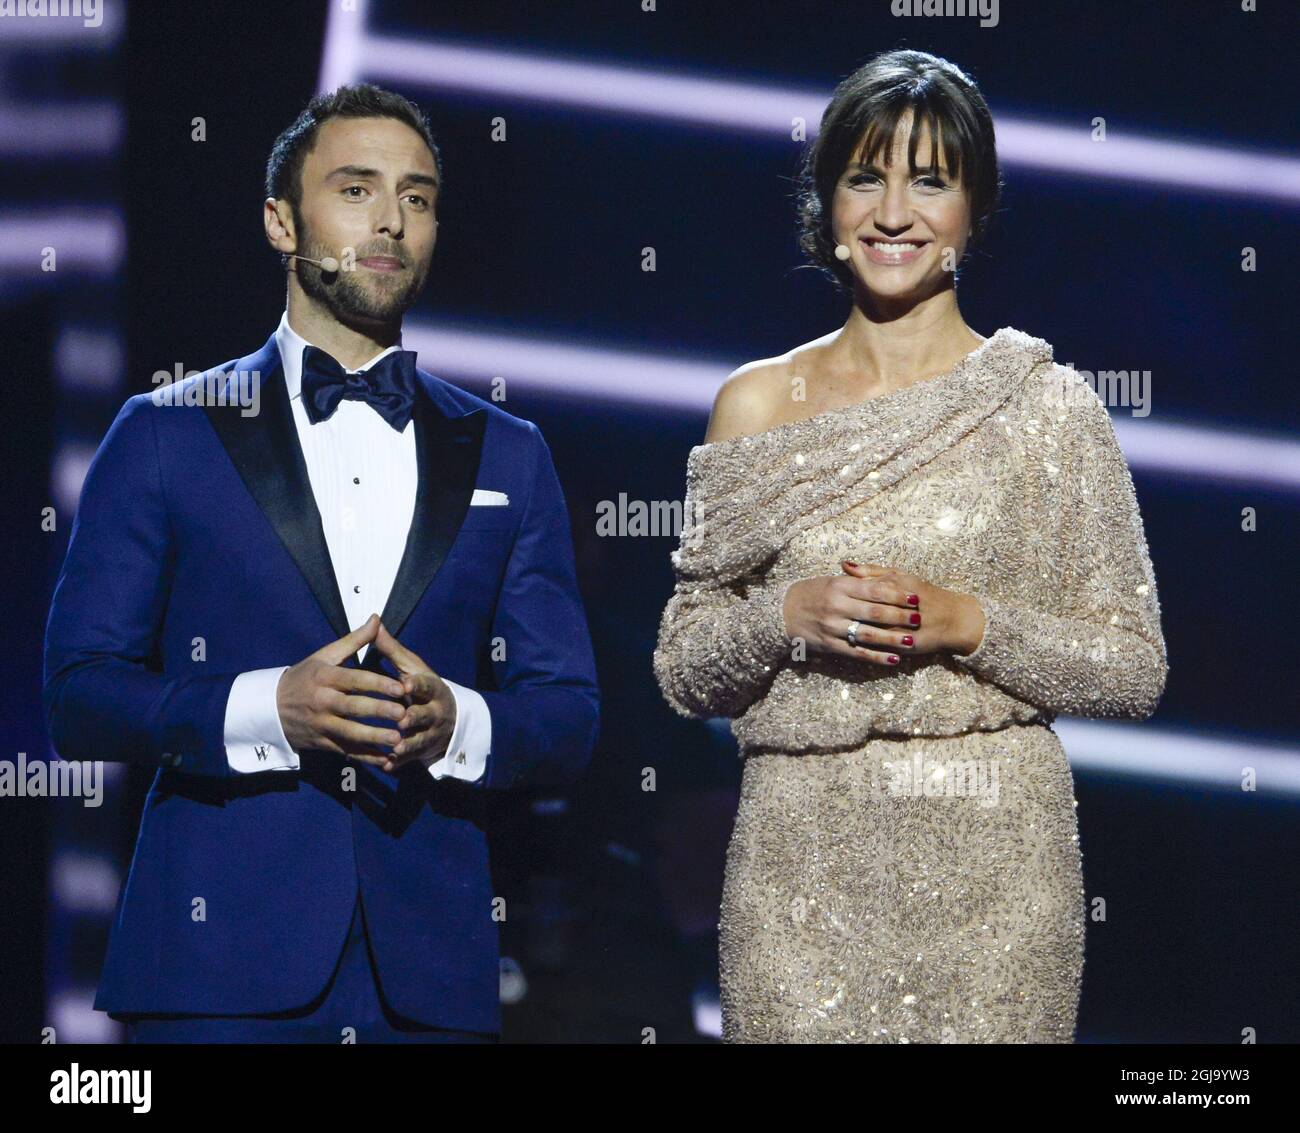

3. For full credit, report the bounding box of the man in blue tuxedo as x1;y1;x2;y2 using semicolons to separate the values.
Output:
43;84;600;1043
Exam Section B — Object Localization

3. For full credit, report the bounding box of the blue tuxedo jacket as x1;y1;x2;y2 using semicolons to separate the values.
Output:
43;331;600;1035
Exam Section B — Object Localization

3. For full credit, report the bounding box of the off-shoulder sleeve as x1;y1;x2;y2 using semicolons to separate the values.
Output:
653;570;798;720
953;381;1169;720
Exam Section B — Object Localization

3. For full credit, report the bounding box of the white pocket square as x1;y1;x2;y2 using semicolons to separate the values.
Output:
470;489;509;506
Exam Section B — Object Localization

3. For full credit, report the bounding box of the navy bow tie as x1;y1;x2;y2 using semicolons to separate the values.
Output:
300;344;418;431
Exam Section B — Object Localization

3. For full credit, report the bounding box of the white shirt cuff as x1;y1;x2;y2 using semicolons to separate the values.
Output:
223;666;299;773
423;679;490;782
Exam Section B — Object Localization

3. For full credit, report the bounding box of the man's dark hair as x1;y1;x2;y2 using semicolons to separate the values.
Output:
265;83;443;213
795;49;1002;293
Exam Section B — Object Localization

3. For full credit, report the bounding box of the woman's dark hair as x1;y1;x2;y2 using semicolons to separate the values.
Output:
265;83;443;216
795;50;1001;292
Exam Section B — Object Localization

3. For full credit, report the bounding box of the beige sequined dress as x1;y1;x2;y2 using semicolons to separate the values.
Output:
653;327;1168;1043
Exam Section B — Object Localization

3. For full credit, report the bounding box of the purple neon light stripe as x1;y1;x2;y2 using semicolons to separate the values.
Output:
997;119;1300;202
317;0;367;94
405;320;1300;489
1111;416;1300;489
363;34;827;133
318;10;1300;203
1055;719;1300;797
404;322;726;412
0;211;124;271
0;103;122;155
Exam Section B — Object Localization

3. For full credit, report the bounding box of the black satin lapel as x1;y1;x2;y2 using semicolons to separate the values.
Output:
364;391;486;670
203;358;351;641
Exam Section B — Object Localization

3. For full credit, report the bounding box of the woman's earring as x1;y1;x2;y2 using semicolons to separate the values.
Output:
834;244;852;261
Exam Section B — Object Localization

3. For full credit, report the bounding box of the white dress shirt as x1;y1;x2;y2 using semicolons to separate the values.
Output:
222;310;491;781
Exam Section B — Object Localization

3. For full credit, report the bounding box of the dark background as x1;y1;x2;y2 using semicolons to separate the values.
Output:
3;0;1297;1043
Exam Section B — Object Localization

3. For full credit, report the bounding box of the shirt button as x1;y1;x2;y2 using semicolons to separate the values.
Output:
353;477;360;484
353;585;361;593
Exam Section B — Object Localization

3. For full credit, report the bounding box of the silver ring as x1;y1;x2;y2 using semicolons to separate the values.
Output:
846;620;861;647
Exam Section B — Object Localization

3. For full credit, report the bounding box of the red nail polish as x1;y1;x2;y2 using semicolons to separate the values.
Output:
901;635;914;646
909;612;921;626
907;594;919;606
843;560;859;568
887;655;900;664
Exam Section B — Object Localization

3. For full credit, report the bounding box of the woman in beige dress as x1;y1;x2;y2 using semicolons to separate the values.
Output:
653;49;1168;1043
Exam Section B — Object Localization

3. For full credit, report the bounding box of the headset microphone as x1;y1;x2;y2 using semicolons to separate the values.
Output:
288;253;340;273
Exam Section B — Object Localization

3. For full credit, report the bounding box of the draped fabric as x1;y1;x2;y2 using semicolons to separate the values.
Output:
654;327;1168;753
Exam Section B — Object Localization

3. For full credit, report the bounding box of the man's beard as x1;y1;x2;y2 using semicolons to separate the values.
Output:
292;216;428;326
